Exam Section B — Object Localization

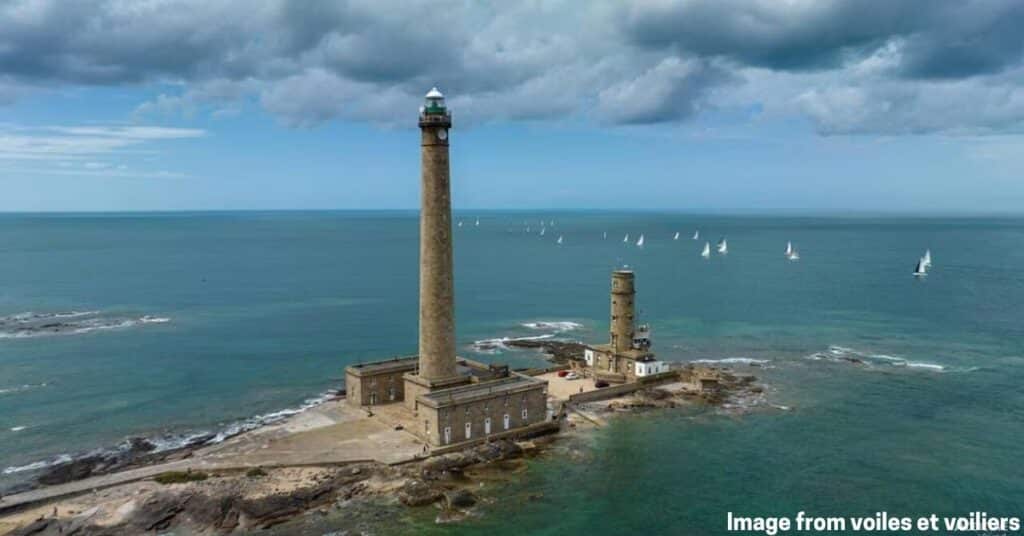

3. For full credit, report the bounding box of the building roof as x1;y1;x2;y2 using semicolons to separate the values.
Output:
417;374;546;409
425;87;444;99
588;344;658;361
345;356;418;376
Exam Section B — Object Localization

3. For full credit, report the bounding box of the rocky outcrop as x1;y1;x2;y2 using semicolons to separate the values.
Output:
504;339;586;364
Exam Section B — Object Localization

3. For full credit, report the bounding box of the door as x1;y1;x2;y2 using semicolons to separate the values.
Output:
464;422;472;440
369;392;377;405
503;413;510;430
443;426;451;445
484;417;491;435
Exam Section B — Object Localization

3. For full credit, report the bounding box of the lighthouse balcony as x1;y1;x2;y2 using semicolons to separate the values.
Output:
419;110;452;126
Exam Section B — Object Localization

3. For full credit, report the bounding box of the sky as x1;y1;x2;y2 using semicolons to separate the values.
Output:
1;0;1023;213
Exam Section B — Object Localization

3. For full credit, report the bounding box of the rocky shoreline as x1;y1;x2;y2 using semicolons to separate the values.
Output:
0;366;766;535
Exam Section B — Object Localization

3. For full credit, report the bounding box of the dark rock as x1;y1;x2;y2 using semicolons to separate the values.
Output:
445;489;477;509
36;455;105;486
397;479;444;507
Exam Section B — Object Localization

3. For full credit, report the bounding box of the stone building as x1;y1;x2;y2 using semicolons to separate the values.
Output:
344;88;549;447
583;269;669;383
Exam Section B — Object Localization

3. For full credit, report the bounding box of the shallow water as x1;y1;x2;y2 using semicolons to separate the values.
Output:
2;211;1023;533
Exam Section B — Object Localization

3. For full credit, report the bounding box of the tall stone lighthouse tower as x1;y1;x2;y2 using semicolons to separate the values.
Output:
610;269;636;352
406;87;466;408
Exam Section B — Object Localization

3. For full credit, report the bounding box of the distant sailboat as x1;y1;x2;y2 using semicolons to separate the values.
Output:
693;230;700;240
603;231;607;239
914;257;928;277
788;248;800;261
785;241;793;257
673;231;680;240
623;233;630;243
922;249;932;268
717;238;728;255
540;227;546;236
457;221;463;227
475;218;480;227
636;234;645;247
701;242;711;258
557;235;563;245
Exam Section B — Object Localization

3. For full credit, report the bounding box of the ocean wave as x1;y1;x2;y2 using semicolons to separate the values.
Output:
1;391;336;478
0;382;48;396
9;426;27;432
3;454;72;475
471;334;555;354
808;345;953;373
521;321;583;332
0;310;170;339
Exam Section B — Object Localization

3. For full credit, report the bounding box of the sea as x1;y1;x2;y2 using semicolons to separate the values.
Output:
1;211;1022;535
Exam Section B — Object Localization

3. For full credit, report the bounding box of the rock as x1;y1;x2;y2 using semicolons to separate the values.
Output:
349;467;362;476
444;489;477;509
397;479;444;507
36;455;105;486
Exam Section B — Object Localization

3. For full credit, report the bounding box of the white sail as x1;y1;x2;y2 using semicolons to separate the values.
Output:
623;233;630;243
786;241;793;256
557;235;563;245
717;238;728;254
475;218;480;226
636;234;645;247
701;242;711;258
693;230;699;240
673;231;680;240
788;248;800;261
457;221;463;227
540;227;546;236
914;257;928;277
922;249;932;268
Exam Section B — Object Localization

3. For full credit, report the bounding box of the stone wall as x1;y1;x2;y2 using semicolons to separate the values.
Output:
418;385;548;446
345;367;411;407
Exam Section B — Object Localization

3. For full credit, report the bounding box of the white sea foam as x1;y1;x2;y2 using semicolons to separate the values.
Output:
10;426;27;432
0;311;170;339
1;391;336;476
521;321;583;332
0;382;48;395
3;454;72;475
471;334;555;353
810;345;952;373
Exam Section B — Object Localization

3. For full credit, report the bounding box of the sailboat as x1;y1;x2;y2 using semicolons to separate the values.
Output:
603;231;607;239
636;234;645;247
717;238;728;255
701;242;711;259
693;230;700;240
922;249;932;268
540;227;546;236
475;218;480;227
913;257;928;277
557;235;563;245
457;221;463;227
623;233;630;243
673;231;680;240
787;246;800;261
785;241;793;257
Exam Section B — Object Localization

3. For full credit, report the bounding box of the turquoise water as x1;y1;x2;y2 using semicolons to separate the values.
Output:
2;212;1023;533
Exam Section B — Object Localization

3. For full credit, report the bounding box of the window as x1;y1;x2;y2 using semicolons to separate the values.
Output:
464;406;470;416
521;408;528;420
503;413;510;430
464;422;472;439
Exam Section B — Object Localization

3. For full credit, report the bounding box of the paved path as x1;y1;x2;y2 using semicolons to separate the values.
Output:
0;400;424;515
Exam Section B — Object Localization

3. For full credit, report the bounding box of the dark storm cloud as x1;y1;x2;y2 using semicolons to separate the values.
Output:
1;0;1022;133
622;0;1024;79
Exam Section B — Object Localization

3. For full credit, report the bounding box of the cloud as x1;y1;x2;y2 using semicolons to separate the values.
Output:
0;0;1023;134
0;124;202;179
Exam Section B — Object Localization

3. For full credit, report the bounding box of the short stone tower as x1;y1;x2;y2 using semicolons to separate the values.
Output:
610;269;636;352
